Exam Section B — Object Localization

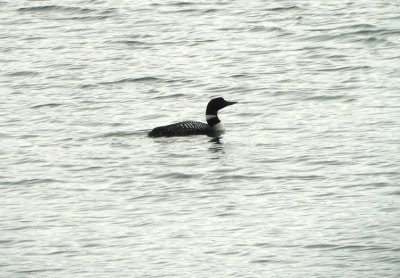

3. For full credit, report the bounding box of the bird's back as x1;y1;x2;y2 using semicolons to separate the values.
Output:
148;121;211;137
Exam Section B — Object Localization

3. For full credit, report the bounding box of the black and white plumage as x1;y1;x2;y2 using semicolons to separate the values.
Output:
148;97;237;138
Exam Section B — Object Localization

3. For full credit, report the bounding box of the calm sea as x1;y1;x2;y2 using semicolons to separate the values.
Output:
1;0;399;277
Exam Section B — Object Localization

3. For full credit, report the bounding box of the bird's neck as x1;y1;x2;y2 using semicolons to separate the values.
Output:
206;114;220;126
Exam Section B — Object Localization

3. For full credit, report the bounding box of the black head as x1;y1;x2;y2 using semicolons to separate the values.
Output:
206;97;237;115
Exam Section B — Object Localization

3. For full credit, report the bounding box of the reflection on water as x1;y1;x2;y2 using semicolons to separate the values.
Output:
208;137;226;160
209;136;222;145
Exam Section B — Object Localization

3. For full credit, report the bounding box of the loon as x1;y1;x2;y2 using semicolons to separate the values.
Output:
148;97;237;137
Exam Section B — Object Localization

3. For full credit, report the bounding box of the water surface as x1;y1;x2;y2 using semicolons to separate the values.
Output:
1;0;400;277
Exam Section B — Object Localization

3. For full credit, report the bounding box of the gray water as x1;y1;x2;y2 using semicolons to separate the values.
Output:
1;0;400;277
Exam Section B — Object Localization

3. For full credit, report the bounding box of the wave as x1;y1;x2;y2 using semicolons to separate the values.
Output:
3;178;64;185
6;71;39;77
30;103;63;109
18;5;95;14
96;130;147;138
120;40;148;45
54;15;111;21
303;95;347;101
151;2;197;7
81;77;167;88
317;65;371;72
99;77;163;85
265;5;302;12
306;24;398;45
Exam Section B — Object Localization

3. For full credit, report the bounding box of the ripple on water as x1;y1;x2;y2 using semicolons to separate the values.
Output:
2;178;64;186
99;77;163;85
5;71;39;77
17;5;96;14
30;103;63;109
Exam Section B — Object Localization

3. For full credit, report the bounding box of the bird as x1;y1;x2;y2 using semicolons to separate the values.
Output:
148;97;237;137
